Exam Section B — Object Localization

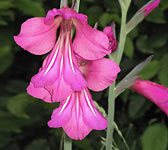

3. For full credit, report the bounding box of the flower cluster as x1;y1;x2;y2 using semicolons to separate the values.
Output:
14;6;120;140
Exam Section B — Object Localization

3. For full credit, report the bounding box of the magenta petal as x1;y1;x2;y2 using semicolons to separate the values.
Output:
81;89;107;130
27;82;52;103
103;26;117;52
131;79;168;116
73;21;110;60
143;0;160;17
45;76;73;102
63;38;87;91
80;58;120;91
63;56;87;91
63;99;92;140
14;17;61;55
48;96;73;127
31;47;61;87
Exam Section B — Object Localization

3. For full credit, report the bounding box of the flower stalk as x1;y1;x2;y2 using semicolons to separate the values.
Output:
64;132;72;150
106;0;131;149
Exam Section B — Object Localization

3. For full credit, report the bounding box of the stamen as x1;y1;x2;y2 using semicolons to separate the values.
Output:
59;95;71;115
84;89;96;116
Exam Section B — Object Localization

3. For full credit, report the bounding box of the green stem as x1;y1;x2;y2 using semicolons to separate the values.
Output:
64;133;72;150
105;82;116;150
105;1;131;149
116;8;127;65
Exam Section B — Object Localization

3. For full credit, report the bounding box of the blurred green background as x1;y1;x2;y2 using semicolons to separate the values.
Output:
0;0;168;149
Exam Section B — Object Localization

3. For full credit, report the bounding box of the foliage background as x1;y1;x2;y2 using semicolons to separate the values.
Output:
0;0;168;149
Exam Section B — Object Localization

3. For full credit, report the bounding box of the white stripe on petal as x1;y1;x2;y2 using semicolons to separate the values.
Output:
59;56;64;76
59;95;71;115
84;89;96;117
68;45;75;74
44;45;59;75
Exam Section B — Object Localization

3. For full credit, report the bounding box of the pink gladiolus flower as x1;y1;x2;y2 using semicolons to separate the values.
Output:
48;88;107;140
27;55;120;103
131;79;168;116
14;6;111;101
142;0;160;17
103;25;117;52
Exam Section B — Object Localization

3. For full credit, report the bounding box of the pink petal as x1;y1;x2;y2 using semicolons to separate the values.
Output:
48;92;92;140
103;26;117;52
31;45;61;87
63;97;92;140
45;75;73;102
45;7;87;25
79;58;120;91
142;0;160;17
131;79;168;116
72;20;110;60
48;96;73;127
27;82;52;103
14;17;61;55
63;49;87;91
81;89;107;130
48;89;107;140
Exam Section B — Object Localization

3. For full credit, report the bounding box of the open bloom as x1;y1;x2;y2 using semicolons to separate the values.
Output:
14;6;111;101
131;79;168;116
103;25;117;52
142;0;160;17
27;56;120;102
48;88;107;140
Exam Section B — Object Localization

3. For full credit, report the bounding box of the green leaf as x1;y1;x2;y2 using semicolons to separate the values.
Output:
0;117;29;133
0;53;13;74
142;124;168;150
148;32;167;49
124;37;134;59
86;6;103;25
99;13;120;27
0;17;8;26
5;80;28;93
0;1;13;10
14;0;45;17
145;8;166;24
0;132;12;148
128;94;152;119
158;54;168;87
136;35;154;53
7;93;35;118
25;139;50;150
139;60;160;80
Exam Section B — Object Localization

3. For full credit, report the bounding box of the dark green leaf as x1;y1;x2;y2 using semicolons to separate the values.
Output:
124;36;134;59
25;139;50;150
14;0;45;17
142;124;168;150
7;93;35;118
158;54;168;87
139;60;160;80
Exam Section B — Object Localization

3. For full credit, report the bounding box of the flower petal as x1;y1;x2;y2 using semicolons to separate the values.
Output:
72;20;110;60
63;96;92;140
14;17;61;55
31;45;61;87
27;82;52;103
103;26;117;52
131;79;168;116
48;95;73;127
45;75;73;102
142;0;160;17
81;89;107;130
79;58;120;91
45;7;87;25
